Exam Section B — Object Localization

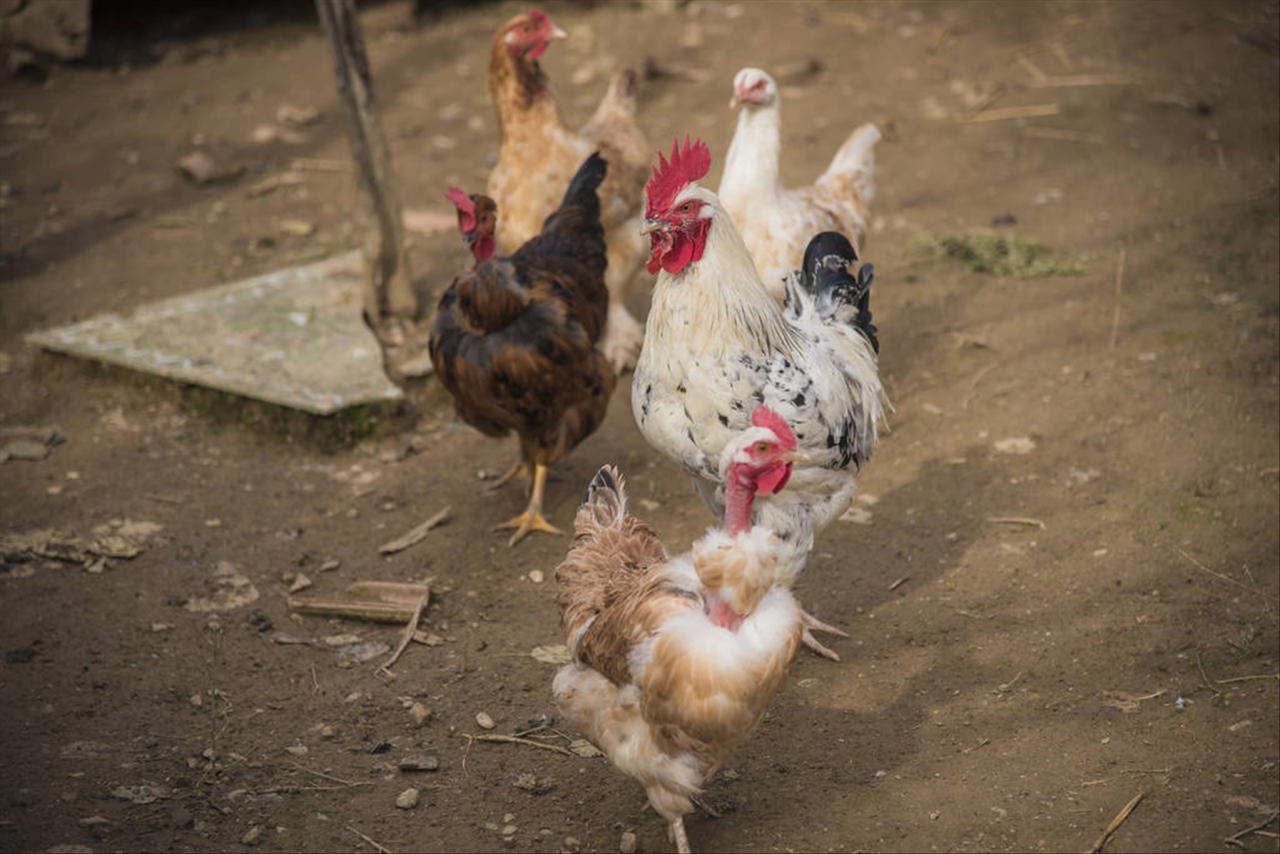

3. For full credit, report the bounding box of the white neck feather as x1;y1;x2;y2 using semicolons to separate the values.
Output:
645;189;799;358
719;102;782;208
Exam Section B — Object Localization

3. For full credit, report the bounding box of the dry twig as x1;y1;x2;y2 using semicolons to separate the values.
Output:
378;590;429;676
1174;548;1275;599
378;507;452;555
987;516;1046;530
1224;811;1279;849
1085;790;1144;854
1109;248;1126;350
290;761;366;787
462;732;576;757
955;103;1060;123
348;825;393;854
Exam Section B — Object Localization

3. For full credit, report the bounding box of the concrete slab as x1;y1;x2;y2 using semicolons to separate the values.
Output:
26;251;404;415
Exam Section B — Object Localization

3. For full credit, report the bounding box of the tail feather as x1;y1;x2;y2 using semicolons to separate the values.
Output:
816;123;880;203
557;151;609;218
798;232;879;354
576;464;627;531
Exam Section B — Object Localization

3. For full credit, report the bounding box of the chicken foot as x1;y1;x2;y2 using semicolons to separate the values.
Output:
800;609;849;661
494;462;564;546
485;459;528;493
602;302;645;374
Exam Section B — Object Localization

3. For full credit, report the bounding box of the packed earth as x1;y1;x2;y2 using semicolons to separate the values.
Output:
1;1;1278;853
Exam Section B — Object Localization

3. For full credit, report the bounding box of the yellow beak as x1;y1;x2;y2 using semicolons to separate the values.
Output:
729;93;742;110
782;449;810;464
640;218;663;235
550;24;567;39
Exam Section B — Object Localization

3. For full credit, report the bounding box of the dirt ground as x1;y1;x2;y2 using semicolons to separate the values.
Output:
1;1;1278;852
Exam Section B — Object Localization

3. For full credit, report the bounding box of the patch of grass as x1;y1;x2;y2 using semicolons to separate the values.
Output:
909;232;1086;278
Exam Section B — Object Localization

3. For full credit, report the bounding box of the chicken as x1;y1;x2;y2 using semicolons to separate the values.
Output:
718;67;880;304
429;153;616;545
486;8;651;373
554;406;804;854
633;137;889;659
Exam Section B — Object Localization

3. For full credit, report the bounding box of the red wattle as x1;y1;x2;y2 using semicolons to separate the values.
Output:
755;462;792;496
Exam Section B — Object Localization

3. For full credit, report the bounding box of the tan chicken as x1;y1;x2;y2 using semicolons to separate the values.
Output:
718;67;880;303
486;7;651;372
554;407;805;854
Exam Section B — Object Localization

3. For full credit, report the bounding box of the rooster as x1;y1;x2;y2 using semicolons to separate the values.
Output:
719;67;880;304
429;153;615;545
633;137;888;659
486;8;651;373
554;406;805;854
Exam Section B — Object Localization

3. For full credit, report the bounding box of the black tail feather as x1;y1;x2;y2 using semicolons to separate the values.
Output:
799;231;879;353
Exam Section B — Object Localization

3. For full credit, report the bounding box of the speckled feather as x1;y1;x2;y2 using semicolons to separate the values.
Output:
632;186;888;583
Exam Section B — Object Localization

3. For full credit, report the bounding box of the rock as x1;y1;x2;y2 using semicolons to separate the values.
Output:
319;559;341;572
318;724;336;740
0;0;90;59
503;824;518;837
399;751;440;772
176;151;244;185
337;640;390;668
189;692;203;708
241;825;262;846
475;711;496;730
288;572;313;593
620;831;638;854
396;788;420;809
408;703;432;728
565;837;582;851
284;745;308;757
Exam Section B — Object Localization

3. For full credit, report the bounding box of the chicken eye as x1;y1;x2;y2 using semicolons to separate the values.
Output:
680;203;693;213
755;442;769;453
522;25;530;33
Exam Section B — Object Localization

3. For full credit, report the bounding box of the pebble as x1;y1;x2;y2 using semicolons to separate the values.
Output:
620;830;637;853
396;788;420;809
409;703;432;727
503;824;518;837
318;724;336;740
284;745;308;757
189;692;203;708
475;711;496;730
241;825;262;846
565;837;582;851
528;569;544;583
399;751;440;772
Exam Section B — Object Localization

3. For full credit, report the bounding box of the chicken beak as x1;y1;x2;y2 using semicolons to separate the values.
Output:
640;218;663;235
461;231;478;246
782;449;810;464
549;24;567;40
729;92;742;110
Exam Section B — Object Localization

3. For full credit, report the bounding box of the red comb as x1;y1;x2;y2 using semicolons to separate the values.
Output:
529;8;547;25
444;187;475;232
645;135;711;219
751;405;796;449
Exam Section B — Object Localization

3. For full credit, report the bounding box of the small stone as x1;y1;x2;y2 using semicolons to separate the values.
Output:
565;837;582;851
319;559;341;572
400;752;440;772
408;703;432;727
538;829;553;838
503;813;516;823
284;745;308;757
620;830;637;853
288;572;312;593
189;692;203;708
318;724;336;740
1228;720;1253;732
528;569;544;584
502;824;518;837
344;691;362;703
241;825;263;846
396;788;420;809
203;518;222;527
475;711;496;730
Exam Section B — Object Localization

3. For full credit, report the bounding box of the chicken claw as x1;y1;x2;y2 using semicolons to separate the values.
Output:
602;303;645;374
486;460;528;493
493;462;564;546
800;609;849;661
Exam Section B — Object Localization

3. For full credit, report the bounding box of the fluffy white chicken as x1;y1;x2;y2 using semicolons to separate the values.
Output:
719;67;880;303
554;407;804;854
633;137;889;659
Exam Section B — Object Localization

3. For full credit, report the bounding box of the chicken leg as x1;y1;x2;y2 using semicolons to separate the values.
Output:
800;609;849;661
485;459;528;492
494;462;564;546
669;816;691;854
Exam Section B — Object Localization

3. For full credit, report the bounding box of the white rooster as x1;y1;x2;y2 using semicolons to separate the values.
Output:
718;67;880;304
632;136;888;659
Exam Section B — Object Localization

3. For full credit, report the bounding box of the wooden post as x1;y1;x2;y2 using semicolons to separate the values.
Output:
314;0;434;385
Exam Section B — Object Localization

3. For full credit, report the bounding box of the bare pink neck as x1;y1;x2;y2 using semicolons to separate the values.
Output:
723;464;756;536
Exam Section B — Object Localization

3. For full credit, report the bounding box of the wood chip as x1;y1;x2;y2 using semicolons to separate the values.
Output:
378;507;451;555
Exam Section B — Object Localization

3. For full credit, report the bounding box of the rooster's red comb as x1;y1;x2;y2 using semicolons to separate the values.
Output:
528;8;548;25
751;405;796;450
645;135;711;218
444;187;476;231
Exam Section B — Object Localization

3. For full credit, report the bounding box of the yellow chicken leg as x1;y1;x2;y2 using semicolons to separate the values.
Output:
494;463;564;546
485;459;528;493
669;816;691;854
